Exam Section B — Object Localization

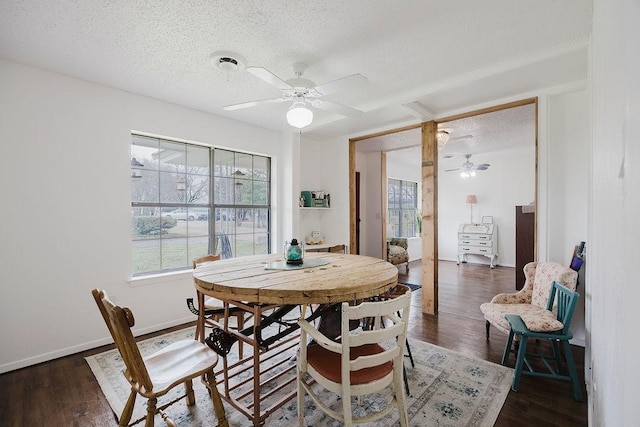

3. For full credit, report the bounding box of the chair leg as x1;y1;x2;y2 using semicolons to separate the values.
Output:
501;329;515;365
485;320;491;339
145;396;156;427
403;364;410;396
405;338;415;368
205;369;228;427
237;313;244;358
551;339;563;373
119;389;137;426
342;389;353;426
184;379;195;406
511;335;529;392
562;340;584;401
395;365;409;427
297;369;305;427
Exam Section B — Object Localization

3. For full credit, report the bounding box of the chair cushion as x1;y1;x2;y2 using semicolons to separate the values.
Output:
480;303;563;333
306;343;392;385
520;310;564;332
388;245;408;265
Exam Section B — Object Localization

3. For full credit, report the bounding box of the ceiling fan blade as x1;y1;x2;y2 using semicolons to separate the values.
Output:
448;135;474;143
475;164;490;170
314;73;368;95
444;168;461;172
246;67;292;90
223;97;287;111
315;100;363;118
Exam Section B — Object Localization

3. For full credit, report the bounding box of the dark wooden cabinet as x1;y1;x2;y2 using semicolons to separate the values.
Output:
515;206;535;290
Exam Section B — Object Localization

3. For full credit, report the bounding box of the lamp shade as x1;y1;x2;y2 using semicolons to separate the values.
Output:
286;103;313;128
466;194;477;204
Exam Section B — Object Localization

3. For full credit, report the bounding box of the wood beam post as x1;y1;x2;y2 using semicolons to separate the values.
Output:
421;121;438;315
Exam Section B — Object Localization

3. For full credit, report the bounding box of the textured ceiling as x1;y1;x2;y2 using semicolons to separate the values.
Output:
0;0;591;140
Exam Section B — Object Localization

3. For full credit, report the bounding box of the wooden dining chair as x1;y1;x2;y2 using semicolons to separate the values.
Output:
187;254;247;355
297;287;412;426
91;288;228;427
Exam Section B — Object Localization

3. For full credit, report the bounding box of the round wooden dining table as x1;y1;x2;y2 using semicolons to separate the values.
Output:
193;252;398;305
192;252;398;426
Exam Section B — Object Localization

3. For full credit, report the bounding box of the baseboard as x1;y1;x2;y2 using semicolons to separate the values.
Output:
0;316;194;374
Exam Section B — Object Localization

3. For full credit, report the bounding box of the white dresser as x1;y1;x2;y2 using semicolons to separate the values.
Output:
457;223;498;268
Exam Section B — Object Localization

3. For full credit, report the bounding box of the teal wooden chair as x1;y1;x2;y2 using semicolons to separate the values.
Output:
501;281;583;401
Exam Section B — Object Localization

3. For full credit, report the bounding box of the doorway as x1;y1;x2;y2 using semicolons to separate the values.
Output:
349;98;538;315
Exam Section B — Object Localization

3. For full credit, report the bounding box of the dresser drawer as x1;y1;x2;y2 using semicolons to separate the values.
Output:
458;238;493;247
459;246;494;255
459;233;492;241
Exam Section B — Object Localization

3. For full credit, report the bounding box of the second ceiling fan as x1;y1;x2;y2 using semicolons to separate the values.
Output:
223;62;367;128
444;154;490;178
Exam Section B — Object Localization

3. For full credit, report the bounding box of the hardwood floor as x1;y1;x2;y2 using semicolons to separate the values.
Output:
0;260;588;426
402;260;588;427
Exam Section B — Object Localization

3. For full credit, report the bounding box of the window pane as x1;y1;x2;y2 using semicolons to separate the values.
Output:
235;233;254;257
188;236;210;262
254;156;269;181
158;140;186;173
214;149;234;177
401;182;416;209
187;175;209;204
234;179;252;204
187;144;210;175
254;208;269;234
214;177;234;204
254;233;269;254
131;169;159;203
388;179;400;208
253;181;269;205
235;152;253;179
162;237;188;270
133;239;161;275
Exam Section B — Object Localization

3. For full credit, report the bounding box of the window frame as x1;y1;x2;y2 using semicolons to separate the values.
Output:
387;178;418;238
130;134;271;277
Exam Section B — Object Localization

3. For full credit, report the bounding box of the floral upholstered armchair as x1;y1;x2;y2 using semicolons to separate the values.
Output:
480;261;578;338
386;237;409;273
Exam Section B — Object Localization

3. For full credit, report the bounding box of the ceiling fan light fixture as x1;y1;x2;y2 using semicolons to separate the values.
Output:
210;51;246;73
437;130;450;150
286;102;313;129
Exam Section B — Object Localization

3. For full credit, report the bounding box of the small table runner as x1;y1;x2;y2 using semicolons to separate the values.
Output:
264;258;330;270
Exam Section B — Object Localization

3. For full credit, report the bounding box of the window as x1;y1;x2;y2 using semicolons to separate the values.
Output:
131;135;270;276
388;178;418;238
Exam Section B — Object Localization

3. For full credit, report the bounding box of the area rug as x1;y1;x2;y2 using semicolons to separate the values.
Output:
86;327;512;426
399;282;421;292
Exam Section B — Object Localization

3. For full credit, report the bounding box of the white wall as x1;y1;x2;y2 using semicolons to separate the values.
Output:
438;146;535;267
0;60;290;373
547;89;590;345
589;1;640;425
345;150;386;258
297;137;350;248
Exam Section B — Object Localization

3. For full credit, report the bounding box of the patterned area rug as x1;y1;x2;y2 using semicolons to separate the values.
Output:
399;282;421;292
86;327;512;426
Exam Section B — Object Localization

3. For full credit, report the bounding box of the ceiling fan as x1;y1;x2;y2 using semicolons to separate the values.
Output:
444;154;490;178
223;62;367;128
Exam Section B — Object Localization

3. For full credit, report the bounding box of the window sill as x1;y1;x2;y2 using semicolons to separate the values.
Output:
128;269;193;287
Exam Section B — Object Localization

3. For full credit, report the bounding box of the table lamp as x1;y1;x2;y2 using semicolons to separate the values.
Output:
466;194;477;223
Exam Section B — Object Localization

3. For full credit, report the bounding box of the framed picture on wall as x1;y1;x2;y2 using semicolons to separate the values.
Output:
482;216;494;224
